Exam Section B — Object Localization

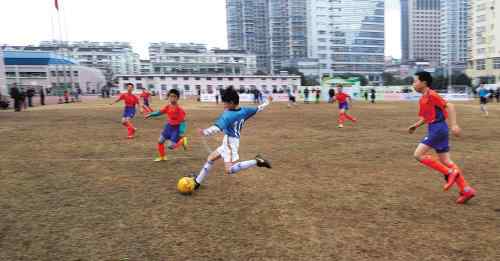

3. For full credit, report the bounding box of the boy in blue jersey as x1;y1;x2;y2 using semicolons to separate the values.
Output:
191;87;273;190
477;82;490;116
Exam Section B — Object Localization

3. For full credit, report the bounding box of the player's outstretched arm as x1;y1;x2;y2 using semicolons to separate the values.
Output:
198;126;221;137
145;110;163;119
109;97;121;105
446;103;461;137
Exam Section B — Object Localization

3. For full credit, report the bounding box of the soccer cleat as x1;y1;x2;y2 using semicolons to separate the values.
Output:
337;124;344;128
127;135;134;139
456;188;476;204
189;174;201;190
167;144;175;150
182;137;189;150
154;156;167;162
255;154;272;169
443;169;459;191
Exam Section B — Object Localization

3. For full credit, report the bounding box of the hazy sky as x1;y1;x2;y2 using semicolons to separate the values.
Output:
0;0;401;59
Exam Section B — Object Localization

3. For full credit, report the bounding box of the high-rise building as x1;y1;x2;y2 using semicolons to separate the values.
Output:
440;0;469;71
466;0;500;83
227;0;270;72
268;0;308;72
408;0;441;66
307;0;385;84
148;43;257;75
401;0;410;64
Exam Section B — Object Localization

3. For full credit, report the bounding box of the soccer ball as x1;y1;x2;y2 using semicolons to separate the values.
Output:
177;177;195;194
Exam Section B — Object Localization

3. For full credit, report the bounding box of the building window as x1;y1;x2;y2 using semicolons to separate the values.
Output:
136;77;142;81
217;77;223;81
171;76;177;80
493;58;500;69
137;83;143;89
50;71;56;77
172;84;178;89
160;76;166;80
184;85;190;91
161;84;167;90
476;59;486;70
228;77;233;81
73;71;79;77
195;77;201;80
123;76;129;80
207;77;212;80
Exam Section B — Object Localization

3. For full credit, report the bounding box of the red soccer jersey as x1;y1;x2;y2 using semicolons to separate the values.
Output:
160;105;186;125
140;92;151;102
418;89;448;124
119;93;139;107
336;92;350;103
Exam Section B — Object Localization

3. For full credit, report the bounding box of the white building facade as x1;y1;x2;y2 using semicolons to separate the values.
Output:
3;50;105;94
148;43;257;75
115;74;301;97
466;0;500;84
2;41;141;79
0;51;6;95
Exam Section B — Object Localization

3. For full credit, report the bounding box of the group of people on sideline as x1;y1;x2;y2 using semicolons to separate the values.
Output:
5;83;46;112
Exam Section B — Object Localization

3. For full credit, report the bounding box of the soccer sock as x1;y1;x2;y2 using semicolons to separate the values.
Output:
229;160;257;175
443;162;469;193
419;155;453;177
196;161;214;184
158;143;166;157
338;113;346;124
344;113;357;122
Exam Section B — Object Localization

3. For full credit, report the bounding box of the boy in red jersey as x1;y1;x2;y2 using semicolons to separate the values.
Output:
408;71;476;204
110;83;141;139
334;84;357;128
146;89;188;162
139;88;153;116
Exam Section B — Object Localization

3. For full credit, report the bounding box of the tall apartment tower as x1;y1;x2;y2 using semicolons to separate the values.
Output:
307;0;385;83
226;0;270;72
268;0;308;72
408;0;441;65
401;0;410;64
440;0;469;71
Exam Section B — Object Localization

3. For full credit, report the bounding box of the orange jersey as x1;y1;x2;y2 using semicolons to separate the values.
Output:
119;93;139;107
140;92;151;103
418;89;448;124
160;105;186;125
335;92;350;103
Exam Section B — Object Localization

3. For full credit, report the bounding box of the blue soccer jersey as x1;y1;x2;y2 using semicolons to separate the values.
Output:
214;107;258;138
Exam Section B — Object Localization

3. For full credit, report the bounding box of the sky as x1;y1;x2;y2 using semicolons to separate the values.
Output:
0;0;401;59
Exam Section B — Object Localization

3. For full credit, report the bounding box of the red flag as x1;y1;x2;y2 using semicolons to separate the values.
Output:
54;0;59;11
